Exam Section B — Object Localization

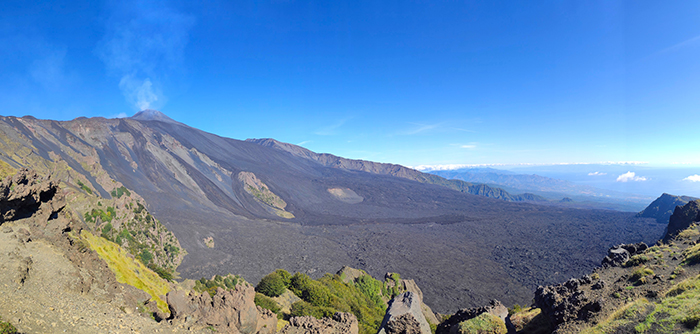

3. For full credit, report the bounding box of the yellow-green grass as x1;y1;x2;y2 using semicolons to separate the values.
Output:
583;275;700;333
277;319;289;332
509;307;551;334
581;298;652;334
456;312;507;334
82;231;171;314
683;244;700;266
633;274;700;333
678;227;700;240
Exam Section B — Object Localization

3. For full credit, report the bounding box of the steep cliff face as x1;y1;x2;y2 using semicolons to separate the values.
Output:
664;199;700;242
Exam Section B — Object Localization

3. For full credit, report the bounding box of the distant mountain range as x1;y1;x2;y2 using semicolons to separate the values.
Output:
428;168;652;211
247;138;547;203
0;111;664;312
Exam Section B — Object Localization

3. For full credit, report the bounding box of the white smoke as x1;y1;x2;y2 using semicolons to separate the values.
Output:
96;0;194;111
119;75;159;110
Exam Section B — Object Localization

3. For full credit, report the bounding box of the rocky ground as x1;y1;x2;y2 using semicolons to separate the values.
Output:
0;170;208;334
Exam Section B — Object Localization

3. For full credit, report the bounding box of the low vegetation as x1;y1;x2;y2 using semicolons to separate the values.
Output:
81;231;171;315
256;272;287;297
85;199;185;279
0;316;17;334
110;185;131;199
455;312;507;334
682;243;700;266
76;180;93;195
630;266;654;285
508;307;551;334
248;269;389;334
193;274;243;297
254;293;281;313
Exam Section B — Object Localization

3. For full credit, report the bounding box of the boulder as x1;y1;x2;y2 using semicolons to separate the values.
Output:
436;300;508;334
279;312;358;334
337;266;365;284
378;292;432;334
166;283;271;334
534;277;603;329
602;242;648;267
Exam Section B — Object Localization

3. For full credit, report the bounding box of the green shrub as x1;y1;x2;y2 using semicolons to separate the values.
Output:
111;186;131;199
355;274;384;306
257;272;287;297
255;292;281;313
77;180;93;194
138;249;153;265
0;317;18;334
289;300;334;318
275;269;292;286
194;274;242;297
148;263;174;282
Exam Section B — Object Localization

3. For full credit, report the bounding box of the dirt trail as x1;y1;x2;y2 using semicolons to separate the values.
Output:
0;220;206;334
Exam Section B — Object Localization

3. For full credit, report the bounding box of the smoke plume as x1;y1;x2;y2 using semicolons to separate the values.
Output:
96;0;194;111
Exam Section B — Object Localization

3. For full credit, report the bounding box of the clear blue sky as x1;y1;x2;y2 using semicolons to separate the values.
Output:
1;1;699;168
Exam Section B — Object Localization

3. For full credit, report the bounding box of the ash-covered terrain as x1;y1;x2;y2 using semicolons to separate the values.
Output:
0;111;665;313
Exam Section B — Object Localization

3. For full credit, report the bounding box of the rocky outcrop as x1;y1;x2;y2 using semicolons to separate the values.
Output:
534;276;603;329
664;199;700;242
166;284;276;334
279;312;359;334
638;193;697;224
337;266;365;284
378;292;432;334
0;168;65;224
435;299;508;334
382;272;439;326
601;242;648;267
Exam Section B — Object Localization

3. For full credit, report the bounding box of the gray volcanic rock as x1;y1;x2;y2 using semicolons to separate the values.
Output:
279;312;359;334
601;242;648;267
534;277;603;329
378;292;432;334
664;199;700;242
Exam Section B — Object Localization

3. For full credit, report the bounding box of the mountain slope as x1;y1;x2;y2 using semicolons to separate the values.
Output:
638;193;698;224
246;138;546;202
0;113;665;313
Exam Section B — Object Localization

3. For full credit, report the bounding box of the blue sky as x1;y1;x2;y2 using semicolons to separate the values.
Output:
1;1;700;171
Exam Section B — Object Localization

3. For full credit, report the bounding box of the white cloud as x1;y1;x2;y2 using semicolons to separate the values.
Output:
588;172;607;176
683;174;700;182
616;171;647;182
460;144;476;149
